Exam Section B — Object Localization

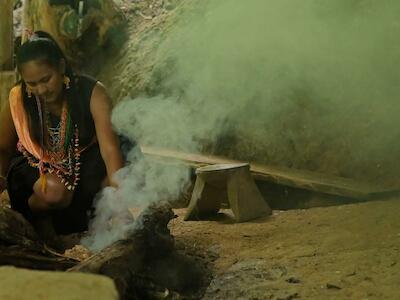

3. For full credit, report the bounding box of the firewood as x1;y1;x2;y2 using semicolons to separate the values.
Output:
0;203;185;298
68;202;176;298
0;208;79;270
0;246;77;270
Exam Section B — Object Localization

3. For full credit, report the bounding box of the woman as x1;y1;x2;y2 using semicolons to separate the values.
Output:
0;31;124;239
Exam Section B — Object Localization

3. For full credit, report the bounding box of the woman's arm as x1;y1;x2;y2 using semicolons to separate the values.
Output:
0;102;18;191
90;82;124;187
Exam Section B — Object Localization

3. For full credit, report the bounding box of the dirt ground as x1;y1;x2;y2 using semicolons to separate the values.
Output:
2;182;399;299
169;197;400;300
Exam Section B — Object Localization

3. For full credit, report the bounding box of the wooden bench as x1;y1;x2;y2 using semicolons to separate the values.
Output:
141;146;399;200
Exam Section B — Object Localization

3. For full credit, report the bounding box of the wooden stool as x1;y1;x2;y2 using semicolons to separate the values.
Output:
184;163;271;222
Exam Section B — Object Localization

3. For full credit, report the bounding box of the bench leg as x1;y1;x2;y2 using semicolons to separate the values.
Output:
227;168;271;222
184;177;224;220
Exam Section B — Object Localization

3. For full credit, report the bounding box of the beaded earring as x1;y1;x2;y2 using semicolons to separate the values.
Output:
64;75;71;89
26;86;33;98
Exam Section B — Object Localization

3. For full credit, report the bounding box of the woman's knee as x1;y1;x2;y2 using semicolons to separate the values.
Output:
33;174;73;209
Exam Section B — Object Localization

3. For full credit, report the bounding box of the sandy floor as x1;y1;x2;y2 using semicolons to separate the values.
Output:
2;186;399;299
169;198;400;299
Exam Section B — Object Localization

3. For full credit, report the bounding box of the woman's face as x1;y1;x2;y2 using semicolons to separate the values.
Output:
20;59;65;105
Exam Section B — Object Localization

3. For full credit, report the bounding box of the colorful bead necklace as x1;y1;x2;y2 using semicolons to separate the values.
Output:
18;95;81;191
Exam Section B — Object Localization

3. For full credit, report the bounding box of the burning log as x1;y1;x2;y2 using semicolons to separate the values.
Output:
68;202;176;298
0;203;200;299
69;202;175;273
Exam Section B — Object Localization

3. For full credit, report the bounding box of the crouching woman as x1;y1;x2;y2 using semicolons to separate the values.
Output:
0;31;124;240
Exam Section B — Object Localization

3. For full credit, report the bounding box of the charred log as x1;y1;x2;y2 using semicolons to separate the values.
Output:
68;202;176;298
0;203;206;299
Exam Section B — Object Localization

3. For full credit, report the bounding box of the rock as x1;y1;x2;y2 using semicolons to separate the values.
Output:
326;283;342;290
286;277;301;284
0;266;118;300
206;244;220;260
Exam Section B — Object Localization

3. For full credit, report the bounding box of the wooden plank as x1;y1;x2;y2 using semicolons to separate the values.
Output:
140;146;399;199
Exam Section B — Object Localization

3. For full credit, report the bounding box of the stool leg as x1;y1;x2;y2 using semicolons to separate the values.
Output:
184;177;224;220
227;168;271;222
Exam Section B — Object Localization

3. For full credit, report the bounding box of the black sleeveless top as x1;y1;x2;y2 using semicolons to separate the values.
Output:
23;73;98;148
72;74;98;146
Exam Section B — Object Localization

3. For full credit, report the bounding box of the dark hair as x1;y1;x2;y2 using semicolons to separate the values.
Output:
16;31;91;147
16;31;70;73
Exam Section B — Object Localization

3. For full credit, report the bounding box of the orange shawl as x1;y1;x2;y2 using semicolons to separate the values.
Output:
9;85;48;161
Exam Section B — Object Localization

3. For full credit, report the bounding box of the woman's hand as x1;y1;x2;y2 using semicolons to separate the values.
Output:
110;186;134;227
110;208;134;228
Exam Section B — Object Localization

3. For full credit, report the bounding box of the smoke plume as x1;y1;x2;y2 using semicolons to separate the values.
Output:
83;0;400;250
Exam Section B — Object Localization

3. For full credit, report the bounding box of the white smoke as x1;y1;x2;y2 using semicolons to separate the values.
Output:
83;0;400;250
80;186;133;252
82;96;191;252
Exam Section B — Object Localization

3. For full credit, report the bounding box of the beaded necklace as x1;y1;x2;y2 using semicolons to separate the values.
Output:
17;95;81;191
44;100;69;161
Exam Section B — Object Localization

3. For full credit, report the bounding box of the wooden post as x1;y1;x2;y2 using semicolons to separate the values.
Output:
0;0;15;110
0;0;14;70
22;0;124;57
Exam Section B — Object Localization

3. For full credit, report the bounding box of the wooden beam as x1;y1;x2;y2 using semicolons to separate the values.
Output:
140;146;399;199
0;0;14;71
